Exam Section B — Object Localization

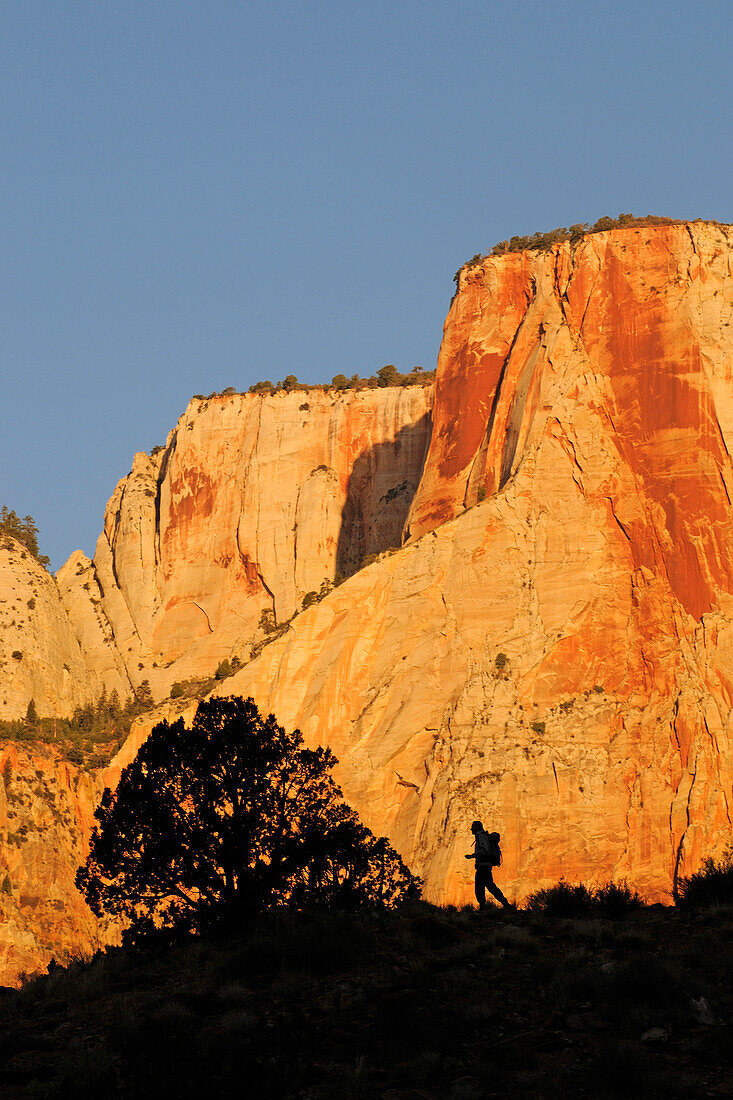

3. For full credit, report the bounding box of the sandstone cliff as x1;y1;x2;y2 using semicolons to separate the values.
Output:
58;387;432;702
207;222;733;905
0;539;95;720
2;222;733;983
0;744;109;985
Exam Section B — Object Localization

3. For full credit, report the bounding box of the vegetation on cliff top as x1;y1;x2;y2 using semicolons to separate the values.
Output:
0;506;50;569
189;363;436;403
453;213;725;283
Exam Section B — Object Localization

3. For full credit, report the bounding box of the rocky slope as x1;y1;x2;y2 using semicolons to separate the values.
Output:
57;387;433;702
0;743;109;985
206;222;733;905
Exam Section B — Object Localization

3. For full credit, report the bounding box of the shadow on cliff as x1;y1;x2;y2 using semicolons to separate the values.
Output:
335;412;431;579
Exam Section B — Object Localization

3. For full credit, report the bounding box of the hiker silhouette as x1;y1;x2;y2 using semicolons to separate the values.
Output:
465;820;514;909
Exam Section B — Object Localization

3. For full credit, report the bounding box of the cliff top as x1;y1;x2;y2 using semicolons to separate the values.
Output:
183;366;436;408
454;215;732;286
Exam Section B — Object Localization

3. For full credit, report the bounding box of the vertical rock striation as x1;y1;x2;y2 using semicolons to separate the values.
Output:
0;745;109;985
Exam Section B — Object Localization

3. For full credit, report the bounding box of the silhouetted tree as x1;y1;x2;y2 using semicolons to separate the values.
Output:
76;697;421;941
25;699;39;727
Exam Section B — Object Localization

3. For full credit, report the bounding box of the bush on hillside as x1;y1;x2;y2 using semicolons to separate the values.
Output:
76;696;421;942
526;881;594;916
591;880;645;918
677;849;733;908
377;364;400;388
526;879;644;918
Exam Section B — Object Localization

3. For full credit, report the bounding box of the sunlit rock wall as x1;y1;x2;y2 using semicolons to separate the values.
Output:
216;223;733;905
0;744;110;985
58;387;432;700
0;539;95;720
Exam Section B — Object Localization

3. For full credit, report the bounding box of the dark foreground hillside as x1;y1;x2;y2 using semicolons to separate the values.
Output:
0;904;731;1099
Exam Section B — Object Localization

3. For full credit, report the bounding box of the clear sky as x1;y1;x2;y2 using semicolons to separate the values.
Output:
1;0;731;569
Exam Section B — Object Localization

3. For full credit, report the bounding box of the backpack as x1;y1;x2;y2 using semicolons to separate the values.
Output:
476;830;502;867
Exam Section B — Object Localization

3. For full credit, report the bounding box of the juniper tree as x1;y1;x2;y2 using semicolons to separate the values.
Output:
76;696;420;941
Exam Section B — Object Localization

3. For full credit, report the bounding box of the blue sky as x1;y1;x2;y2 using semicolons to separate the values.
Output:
1;0;731;569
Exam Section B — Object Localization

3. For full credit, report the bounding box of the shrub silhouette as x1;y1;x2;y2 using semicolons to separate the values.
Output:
527;880;594;916
526;879;643;918
591;880;644;918
677;849;733;908
76;696;421;941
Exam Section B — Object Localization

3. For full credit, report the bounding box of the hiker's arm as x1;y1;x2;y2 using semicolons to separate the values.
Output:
465;853;475;860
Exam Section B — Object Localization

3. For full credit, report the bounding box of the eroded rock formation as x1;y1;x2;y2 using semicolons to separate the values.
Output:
58;387;432;701
0;385;433;981
0;540;95;720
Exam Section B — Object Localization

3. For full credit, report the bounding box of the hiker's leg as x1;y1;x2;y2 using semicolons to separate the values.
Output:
486;871;511;908
474;869;487;907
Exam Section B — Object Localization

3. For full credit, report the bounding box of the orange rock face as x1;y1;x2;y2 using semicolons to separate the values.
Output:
58;387;432;701
409;224;733;622
0;745;110;985
219;223;733;906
